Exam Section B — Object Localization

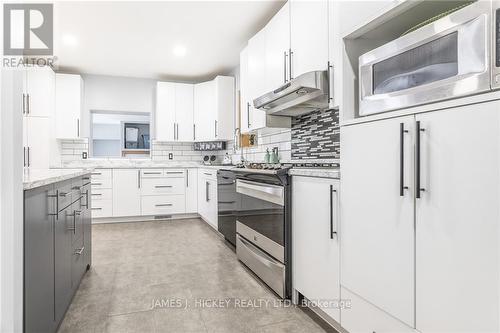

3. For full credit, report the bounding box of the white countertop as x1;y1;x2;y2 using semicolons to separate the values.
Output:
23;168;94;190
288;167;340;179
61;159;233;170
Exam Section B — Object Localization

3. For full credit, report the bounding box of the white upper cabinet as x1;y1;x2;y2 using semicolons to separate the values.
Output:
55;73;83;139
194;76;234;141
156;82;194;142
328;0;340;109
156;82;176;142
175;83;194;141
248;27;268;100
290;0;329;79
265;1;290;90
24;67;55;118
338;0;397;36
239;48;251;134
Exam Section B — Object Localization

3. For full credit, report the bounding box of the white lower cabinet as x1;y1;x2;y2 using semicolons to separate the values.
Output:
141;195;186;216
292;176;340;323
197;169;218;228
185;169;198;214
341;287;414;333
91;169;113;218
112;169;141;217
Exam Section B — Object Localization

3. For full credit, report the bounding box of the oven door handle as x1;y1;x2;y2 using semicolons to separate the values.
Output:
237;235;284;268
236;179;284;206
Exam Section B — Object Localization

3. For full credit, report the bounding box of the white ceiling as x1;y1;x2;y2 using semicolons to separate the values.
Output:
53;1;285;82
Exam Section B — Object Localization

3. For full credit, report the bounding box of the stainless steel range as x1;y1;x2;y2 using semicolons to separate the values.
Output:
217;164;291;299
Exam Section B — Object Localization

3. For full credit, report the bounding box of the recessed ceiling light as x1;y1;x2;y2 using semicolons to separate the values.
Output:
62;34;78;47
173;45;187;57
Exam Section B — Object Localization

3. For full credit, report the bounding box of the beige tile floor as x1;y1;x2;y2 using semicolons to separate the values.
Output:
58;219;331;333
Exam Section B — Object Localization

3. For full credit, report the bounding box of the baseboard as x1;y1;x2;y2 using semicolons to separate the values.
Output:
92;213;200;224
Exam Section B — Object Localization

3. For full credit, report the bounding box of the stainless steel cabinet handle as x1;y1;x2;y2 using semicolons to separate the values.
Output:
330;185;336;238
155;185;173;188
186;170;189;188
166;171;183;174
27;94;30;114
48;190;59;219
289;49;293;80
400;123;409;196
416;121;426;198
77;119;80;137
247;103;251;129
23;147;26;167
74;246;85;255
284;51;288;83
155;204;172;207
91;182;102;186
206;181;210;202
193;124;196;141
22;93;26;114
327;61;333;102
219;201;236;204
59;191;69;197
214;120;218;138
27;147;30;167
91;193;102;196
138;169;141;188
143;172;161;175
204;172;212;176
91;172;102;176
91;208;102;211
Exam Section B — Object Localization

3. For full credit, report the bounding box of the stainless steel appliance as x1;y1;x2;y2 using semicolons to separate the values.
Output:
359;1;500;116
217;165;291;299
253;71;329;117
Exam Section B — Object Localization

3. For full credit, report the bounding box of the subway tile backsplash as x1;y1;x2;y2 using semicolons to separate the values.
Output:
151;141;231;162
60;138;89;161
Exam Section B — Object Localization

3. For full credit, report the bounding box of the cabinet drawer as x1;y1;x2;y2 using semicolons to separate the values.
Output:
341;287;414;333
91;177;112;190
91;169;112;180
57;180;74;211
91;200;112;218
141;195;186;215
90;189;112;201
199;169;217;180
141;178;185;196
141;169;164;178
163;169;186;177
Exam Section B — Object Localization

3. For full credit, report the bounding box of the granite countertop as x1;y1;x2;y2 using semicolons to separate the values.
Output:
288;167;340;179
23;168;94;190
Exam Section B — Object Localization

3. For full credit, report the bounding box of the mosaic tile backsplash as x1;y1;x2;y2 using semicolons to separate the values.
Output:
291;108;340;160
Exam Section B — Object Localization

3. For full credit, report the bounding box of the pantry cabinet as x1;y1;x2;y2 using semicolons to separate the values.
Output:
156;82;194;142
292;176;340;323
55;73;83;139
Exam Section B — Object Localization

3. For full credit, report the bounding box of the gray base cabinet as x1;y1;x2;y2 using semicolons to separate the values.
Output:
24;174;92;333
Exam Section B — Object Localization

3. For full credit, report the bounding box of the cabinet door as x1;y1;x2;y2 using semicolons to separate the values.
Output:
415;102;500;332
328;0;340;109
341;116;415;326
194;81;215;141
26;116;50;169
24;185;56;333
206;178;218;228
54;205;74;323
185;168;198;214
240;47;251;134
292;176;340;322
156;82;176;142
112;169;141;217
265;1;290;90
25;67;54;118
214;76;234;141
175;83;194;141
81;182;92;269
290;0;329;78
70;200;86;291
248;27;267;101
55;73;81;139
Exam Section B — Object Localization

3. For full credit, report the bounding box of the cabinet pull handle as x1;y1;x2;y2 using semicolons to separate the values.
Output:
186;170;189;188
23;147;26;167
247;103;251;129
416;121;425;198
91;207;102;211
138;169;141;188
155;185;173;188
22;93;26;114
219;201;236;204
284;51;288;83
400;123;409;196
166;171;183;174
91;182;102;186
327;61;333;102
214;120;218;138
91;193;102;196
206;181;210;202
203;172;212;176
77;119;80;137
330;185;338;238
74;246;84;255
59;191;69;197
27;94;30;114
143;172;161;175
84;190;89;209
48;190;59;219
289;49;293;80
193;124;196;141
155;204;172;207
91;172;102;176
27;147;30;167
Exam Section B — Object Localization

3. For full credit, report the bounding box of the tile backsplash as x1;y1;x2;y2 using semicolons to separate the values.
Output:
291;108;340;161
152;141;232;162
230;129;292;163
60;138;89;161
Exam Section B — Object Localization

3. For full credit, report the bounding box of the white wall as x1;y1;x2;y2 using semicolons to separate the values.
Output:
81;74;156;138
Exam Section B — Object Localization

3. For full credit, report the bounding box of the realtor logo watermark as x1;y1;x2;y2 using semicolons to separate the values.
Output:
3;3;55;68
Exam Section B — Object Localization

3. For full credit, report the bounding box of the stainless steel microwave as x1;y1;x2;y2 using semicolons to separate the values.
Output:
359;1;500;116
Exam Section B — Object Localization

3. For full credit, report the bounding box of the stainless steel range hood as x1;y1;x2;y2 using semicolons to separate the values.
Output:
253;70;329;117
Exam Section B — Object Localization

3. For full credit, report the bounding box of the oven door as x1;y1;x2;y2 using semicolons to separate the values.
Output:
359;1;491;116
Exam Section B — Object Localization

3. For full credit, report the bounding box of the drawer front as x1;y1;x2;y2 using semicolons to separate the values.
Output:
91;200;112;218
90;189;112;201
141;178;185;196
91;169;112;181
199;169;217;180
91;177;112;190
341;287;414;333
163;169;186;177
141;195;186;216
57;180;74;212
141;169;164;178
